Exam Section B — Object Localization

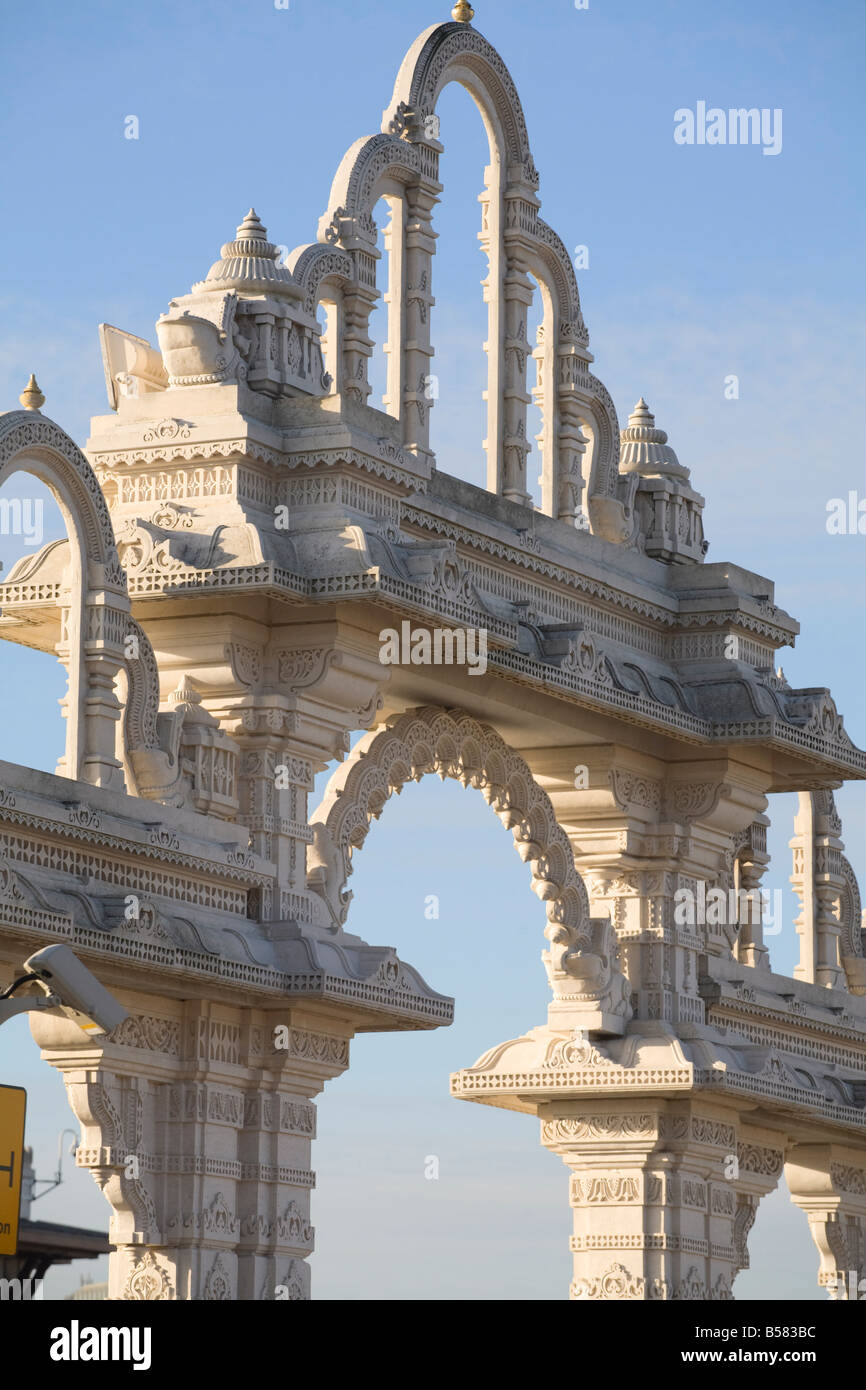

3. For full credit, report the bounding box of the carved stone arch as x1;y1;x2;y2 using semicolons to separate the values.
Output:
289;243;354;320
530;219;585;337
319;134;422;237
0;411;124;580
308;706;632;1034
293;134;426;418
285;243;355;396
0;410;128;788
582;375;622;499
382;22;533;172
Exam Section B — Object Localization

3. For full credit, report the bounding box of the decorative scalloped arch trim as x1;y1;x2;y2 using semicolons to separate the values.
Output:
308;706;631;1020
290;244;354;319
320;134;422;242
532;218;587;341
382;22;532;169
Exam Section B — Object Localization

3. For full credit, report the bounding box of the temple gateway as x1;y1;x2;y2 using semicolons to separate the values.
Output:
1;4;865;1301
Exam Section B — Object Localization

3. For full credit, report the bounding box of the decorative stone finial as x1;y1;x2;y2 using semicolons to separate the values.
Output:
452;1;474;21
619;398;689;480
168;673;218;726
169;673;203;709
236;209;267;241
193;209;299;296
19;374;45;412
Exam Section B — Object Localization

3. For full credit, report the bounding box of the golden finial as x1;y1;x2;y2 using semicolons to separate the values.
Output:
452;1;474;21
19;374;45;412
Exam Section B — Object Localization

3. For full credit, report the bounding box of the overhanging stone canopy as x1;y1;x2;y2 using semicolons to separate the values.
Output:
1;7;865;1301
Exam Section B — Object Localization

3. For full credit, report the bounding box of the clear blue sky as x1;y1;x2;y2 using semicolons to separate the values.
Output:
0;0;864;1298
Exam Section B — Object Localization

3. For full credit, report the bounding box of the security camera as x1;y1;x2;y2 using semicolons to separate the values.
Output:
22;944;128;1036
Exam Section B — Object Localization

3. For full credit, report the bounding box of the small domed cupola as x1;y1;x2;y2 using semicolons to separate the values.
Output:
193;209;300;298
155;208;328;396
619;399;689;481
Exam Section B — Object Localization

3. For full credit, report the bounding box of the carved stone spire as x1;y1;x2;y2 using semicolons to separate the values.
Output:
618;398;689;480
193;209;298;296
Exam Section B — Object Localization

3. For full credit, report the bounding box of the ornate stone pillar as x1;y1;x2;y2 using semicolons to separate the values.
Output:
82;608;127;790
555;396;589;526
341;287;377;407
55;582;127;791
248;312;277;397
401;179;438;465
380;199;405;419
31;997;350;1301
791;791;845;988
478;171;503;495
555;334;592;525
500;245;533;506
542;1105;783;1301
533;323;589;524
54;596;77;781
733;816;771;970
452;1021;785;1302
226;697;314;926
786;1146;866;1299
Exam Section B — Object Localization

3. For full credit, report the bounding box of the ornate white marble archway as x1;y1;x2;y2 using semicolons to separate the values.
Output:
2;6;865;1307
309;706;631;1032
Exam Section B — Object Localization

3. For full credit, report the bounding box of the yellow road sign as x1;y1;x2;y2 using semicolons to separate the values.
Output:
0;1085;26;1255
